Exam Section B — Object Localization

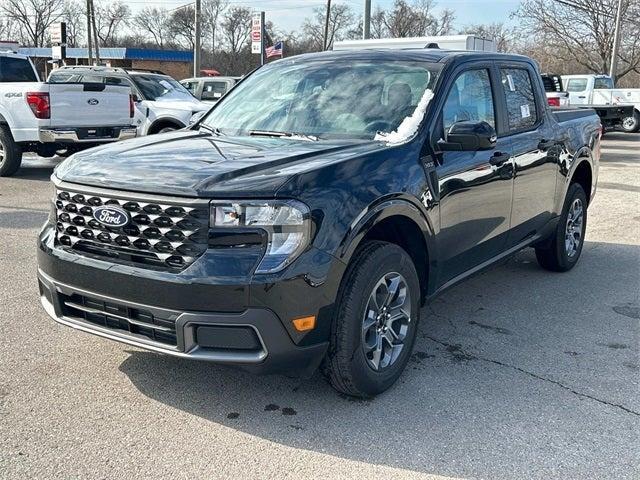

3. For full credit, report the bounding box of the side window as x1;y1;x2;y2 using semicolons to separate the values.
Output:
202;81;228;100
0;57;38;82
442;69;495;134
566;78;588;92
594;77;613;89
500;68;538;131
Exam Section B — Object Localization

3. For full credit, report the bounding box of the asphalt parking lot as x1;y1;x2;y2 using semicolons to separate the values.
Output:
0;133;638;480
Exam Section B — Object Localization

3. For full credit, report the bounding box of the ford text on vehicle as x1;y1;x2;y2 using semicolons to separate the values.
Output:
0;52;136;177
38;50;600;397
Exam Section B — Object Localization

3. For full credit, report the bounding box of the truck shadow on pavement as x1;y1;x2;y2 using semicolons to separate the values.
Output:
119;242;639;480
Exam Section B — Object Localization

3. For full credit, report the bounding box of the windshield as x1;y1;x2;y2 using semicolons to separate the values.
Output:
201;59;440;140
131;74;195;101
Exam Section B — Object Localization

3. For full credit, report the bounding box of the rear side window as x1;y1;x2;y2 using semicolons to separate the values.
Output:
442;69;495;134
202;81;228;100
0;57;38;82
566;78;588;92
500;68;537;131
594;77;613;89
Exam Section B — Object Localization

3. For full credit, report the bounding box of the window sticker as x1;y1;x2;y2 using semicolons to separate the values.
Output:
507;74;515;92
520;104;531;118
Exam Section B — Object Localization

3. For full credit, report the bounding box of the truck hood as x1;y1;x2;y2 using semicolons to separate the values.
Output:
55;130;383;197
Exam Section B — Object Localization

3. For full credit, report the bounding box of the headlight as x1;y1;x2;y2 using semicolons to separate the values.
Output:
210;200;311;273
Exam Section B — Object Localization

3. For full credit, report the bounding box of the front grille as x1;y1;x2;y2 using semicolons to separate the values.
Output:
60;292;177;346
54;188;209;270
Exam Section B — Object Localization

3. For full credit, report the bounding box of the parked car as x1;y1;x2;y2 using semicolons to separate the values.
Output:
180;76;240;103
561;74;640;132
48;66;210;136
542;73;634;132
38;48;601;397
0;51;136;177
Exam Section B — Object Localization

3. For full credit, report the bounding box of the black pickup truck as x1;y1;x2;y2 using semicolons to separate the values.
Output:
38;49;601;397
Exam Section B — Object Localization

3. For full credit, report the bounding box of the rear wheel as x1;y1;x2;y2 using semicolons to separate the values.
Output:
535;183;587;272
323;241;420;397
621;111;640;133
0;126;23;177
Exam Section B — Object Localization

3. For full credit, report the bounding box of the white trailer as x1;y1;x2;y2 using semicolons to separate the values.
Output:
333;35;496;52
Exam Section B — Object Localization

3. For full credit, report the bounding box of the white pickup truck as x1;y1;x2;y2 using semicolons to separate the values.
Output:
0;51;136;176
562;74;640;132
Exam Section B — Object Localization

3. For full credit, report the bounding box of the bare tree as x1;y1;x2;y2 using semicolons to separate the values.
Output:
62;0;85;47
134;7;171;48
94;0;131;47
370;6;388;39
515;0;640;82
302;4;355;51
204;0;228;54
0;0;64;47
169;6;196;50
220;6;251;56
384;0;454;38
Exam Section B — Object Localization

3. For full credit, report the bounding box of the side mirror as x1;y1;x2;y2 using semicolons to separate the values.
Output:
439;121;497;151
131;94;140;103
189;110;206;126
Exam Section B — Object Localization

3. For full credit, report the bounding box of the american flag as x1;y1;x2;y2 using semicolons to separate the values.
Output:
266;41;283;58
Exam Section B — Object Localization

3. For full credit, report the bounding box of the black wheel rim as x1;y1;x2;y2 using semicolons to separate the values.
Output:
361;272;412;371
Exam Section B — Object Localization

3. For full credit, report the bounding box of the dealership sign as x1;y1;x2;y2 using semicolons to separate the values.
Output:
251;13;263;54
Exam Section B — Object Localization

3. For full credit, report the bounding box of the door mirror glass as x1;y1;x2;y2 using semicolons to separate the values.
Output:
440;120;497;151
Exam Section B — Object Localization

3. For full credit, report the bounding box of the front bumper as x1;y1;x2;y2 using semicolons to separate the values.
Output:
38;269;328;376
39;126;137;143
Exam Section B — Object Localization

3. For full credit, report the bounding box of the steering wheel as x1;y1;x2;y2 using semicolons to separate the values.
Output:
365;120;394;133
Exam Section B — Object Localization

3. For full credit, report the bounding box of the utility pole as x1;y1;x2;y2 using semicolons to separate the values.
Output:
323;0;331;50
194;0;202;77
609;0;624;82
363;0;371;39
89;0;100;64
85;0;93;64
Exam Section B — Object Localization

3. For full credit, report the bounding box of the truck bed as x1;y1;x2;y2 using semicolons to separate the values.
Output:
551;104;634;129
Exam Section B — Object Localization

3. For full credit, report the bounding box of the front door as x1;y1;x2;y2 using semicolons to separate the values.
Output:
435;67;514;283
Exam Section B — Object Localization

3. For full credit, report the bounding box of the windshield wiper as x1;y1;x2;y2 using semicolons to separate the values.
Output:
248;130;319;141
199;124;225;136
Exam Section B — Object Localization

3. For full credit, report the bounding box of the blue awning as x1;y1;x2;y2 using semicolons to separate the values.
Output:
18;47;193;62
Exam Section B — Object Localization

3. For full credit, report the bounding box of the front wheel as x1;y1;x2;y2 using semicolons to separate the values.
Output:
323;241;421;397
621;111;640;133
535;183;587;272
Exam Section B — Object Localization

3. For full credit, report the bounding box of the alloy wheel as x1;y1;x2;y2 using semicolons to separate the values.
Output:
565;198;584;258
622;116;637;131
361;272;412;371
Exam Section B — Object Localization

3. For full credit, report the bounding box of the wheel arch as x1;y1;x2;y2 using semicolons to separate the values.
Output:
338;199;436;303
147;118;186;134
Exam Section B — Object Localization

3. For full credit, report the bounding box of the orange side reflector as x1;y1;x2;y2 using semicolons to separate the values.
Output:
292;315;316;332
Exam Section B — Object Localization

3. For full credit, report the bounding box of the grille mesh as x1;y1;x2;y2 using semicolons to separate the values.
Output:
54;188;209;270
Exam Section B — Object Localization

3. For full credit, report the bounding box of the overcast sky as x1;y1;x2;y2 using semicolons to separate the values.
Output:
126;0;523;33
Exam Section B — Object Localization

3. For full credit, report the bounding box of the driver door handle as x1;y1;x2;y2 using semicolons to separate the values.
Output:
489;151;511;166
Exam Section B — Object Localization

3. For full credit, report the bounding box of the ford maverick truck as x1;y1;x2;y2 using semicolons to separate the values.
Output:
38;49;601;397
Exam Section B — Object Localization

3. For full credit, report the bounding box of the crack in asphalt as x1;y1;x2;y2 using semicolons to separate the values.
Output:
424;335;640;417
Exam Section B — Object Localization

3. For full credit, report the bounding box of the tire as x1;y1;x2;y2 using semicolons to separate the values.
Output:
535;183;587;272
621;111;640;133
0;125;23;177
323;241;421;397
157;126;177;134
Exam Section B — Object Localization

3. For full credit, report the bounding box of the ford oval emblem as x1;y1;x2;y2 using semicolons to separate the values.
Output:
87;98;99;105
92;206;130;228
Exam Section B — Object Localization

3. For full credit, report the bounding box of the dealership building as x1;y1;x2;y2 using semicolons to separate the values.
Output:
18;47;194;80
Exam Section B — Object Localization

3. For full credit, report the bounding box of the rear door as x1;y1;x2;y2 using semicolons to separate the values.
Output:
434;63;514;282
565;76;591;105
497;64;559;247
47;82;132;127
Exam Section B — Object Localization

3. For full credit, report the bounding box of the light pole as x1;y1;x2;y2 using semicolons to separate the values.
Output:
323;0;331;50
609;0;624;82
363;0;371;39
194;0;202;77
